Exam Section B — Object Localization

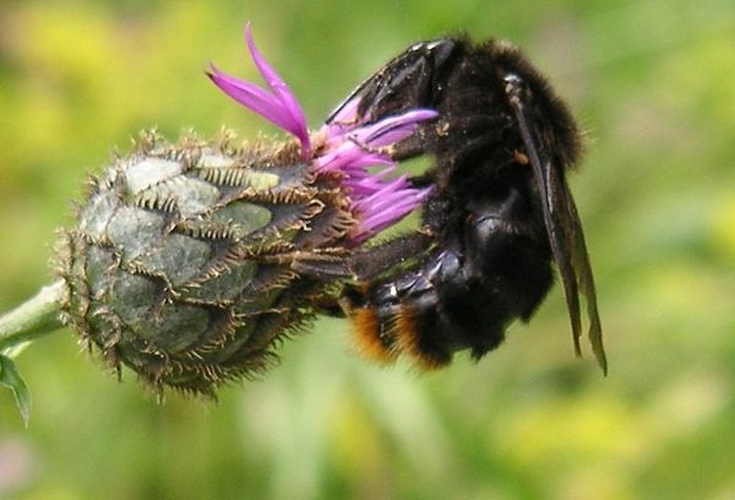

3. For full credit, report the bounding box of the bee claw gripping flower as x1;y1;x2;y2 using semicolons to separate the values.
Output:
56;25;436;395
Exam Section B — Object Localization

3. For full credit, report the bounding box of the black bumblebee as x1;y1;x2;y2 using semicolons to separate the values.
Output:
305;37;606;373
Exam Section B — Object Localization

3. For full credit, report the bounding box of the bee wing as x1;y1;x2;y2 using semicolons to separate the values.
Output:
547;165;606;373
327;39;458;125
505;78;607;373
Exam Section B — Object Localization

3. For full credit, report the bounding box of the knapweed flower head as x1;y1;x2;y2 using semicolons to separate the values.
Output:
47;24;440;396
208;23;437;243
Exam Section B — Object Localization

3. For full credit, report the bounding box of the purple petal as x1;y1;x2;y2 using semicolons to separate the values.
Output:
316;109;437;175
354;185;434;242
208;66;285;126
326;95;361;129
352;110;439;147
312;97;438;243
209;23;311;158
244;23;310;154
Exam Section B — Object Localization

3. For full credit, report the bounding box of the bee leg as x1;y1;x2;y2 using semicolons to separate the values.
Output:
291;231;433;282
292;231;434;320
345;231;433;280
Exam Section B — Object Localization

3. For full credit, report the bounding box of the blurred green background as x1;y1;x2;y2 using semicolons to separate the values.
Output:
1;0;734;498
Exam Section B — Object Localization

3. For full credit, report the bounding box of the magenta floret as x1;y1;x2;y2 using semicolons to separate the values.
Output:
209;23;438;243
208;23;310;156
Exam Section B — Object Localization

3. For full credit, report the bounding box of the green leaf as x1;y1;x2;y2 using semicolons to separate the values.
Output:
0;353;31;427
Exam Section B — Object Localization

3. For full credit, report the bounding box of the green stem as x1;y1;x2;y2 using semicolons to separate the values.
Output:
0;280;66;357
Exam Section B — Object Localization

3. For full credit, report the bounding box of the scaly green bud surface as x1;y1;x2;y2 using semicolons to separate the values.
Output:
57;131;354;395
0;25;435;400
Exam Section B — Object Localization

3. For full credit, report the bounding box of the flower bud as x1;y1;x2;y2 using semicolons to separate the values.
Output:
56;25;436;396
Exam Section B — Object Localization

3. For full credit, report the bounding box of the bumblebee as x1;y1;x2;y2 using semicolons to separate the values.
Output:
305;37;606;372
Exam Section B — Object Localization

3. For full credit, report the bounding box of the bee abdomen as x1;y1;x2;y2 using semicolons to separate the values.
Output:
344;204;555;370
344;251;462;370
